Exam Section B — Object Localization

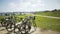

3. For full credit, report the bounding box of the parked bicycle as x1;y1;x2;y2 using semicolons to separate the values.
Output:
0;15;37;34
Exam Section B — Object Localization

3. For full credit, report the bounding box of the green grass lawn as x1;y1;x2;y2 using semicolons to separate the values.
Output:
35;16;60;32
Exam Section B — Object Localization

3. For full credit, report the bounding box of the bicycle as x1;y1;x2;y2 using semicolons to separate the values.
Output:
17;16;36;34
5;16;37;34
0;18;9;27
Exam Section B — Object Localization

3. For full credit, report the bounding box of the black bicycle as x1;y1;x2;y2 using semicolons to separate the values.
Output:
5;17;23;34
0;18;9;27
19;18;31;34
5;16;37;34
6;17;32;34
16;16;36;34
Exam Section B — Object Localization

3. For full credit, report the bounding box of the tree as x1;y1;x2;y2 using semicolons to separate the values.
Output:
52;9;57;12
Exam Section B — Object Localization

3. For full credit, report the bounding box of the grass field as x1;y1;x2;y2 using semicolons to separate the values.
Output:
35;10;60;17
35;16;60;32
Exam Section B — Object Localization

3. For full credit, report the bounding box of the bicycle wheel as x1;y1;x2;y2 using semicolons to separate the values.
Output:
6;23;15;32
13;24;22;34
1;21;7;27
20;21;31;34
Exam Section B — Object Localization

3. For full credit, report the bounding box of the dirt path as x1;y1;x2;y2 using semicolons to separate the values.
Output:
0;27;7;34
32;14;60;19
30;27;60;34
0;26;60;34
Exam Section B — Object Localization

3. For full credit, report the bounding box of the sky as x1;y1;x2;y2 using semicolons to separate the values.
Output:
0;0;60;12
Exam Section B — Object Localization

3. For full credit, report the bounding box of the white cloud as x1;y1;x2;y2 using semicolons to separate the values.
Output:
9;2;16;8
9;0;45;12
19;0;44;11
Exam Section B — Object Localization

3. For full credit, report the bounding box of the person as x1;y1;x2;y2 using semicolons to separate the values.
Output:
32;16;37;30
31;16;35;20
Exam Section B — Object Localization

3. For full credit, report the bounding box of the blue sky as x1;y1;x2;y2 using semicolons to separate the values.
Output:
0;0;60;12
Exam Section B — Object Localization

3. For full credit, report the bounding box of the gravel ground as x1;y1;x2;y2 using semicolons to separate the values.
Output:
0;26;60;34
30;27;60;34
